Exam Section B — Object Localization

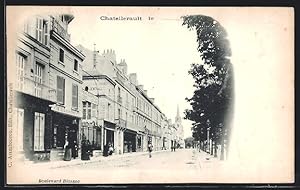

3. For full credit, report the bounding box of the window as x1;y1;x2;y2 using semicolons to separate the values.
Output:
35;18;49;45
34;112;45;151
118;108;121;119
83;102;92;120
83;102;87;119
72;84;78;109
34;63;43;97
74;59;78;71
43;20;49;46
16;53;25;91
57;76;65;104
87;102;91;119
35;18;43;43
92;103;97;118
59;48;64;63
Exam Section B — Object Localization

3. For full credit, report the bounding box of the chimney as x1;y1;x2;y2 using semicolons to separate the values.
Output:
144;90;147;95
129;73;137;85
138;85;144;91
150;98;155;103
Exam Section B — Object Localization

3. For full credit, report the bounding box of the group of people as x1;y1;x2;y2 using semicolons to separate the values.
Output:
103;142;114;157
64;138;177;160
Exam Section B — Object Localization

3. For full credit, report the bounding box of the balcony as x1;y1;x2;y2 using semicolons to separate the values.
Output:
18;76;57;102
115;118;127;128
51;17;71;42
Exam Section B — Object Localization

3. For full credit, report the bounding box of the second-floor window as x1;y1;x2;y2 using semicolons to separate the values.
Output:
72;84;78;110
57;76;65;104
34;63;43;97
16;53;25;91
59;48;64;63
35;18;49;46
83;102;94;120
74;59;78;72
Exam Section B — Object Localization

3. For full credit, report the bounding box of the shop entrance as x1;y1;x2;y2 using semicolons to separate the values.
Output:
124;131;136;153
105;129;114;148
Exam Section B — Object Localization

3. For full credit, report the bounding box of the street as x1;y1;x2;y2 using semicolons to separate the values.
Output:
14;149;229;184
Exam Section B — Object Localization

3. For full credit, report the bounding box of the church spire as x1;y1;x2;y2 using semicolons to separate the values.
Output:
175;104;181;123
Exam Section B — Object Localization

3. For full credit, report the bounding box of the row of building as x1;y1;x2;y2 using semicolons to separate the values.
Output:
13;14;184;162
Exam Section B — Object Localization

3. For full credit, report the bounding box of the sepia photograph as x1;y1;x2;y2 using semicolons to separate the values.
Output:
6;6;294;185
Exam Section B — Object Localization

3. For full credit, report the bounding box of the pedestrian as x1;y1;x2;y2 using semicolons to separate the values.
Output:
148;141;153;158
71;140;78;159
63;139;71;161
173;141;176;152
108;142;114;156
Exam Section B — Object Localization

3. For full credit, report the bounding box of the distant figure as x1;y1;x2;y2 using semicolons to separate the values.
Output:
71;140;78;159
148;141;153;158
108;142;114;155
172;141;176;152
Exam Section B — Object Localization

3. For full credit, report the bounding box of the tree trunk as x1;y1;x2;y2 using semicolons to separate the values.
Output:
210;139;213;155
220;137;225;160
214;141;217;157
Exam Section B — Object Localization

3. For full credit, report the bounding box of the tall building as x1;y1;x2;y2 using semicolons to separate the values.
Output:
14;14;85;161
78;44;169;155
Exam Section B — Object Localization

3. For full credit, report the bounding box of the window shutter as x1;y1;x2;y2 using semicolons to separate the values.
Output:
87;102;91;119
57;76;65;104
35;18;43;43
62;78;65;103
83;102;86;119
34;112;40;151
92;104;96;118
72;84;78;109
39;113;45;151
43;20;49;46
57;76;62;103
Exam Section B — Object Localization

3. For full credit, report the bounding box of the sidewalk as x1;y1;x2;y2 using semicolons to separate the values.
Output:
193;149;225;170
26;149;168;169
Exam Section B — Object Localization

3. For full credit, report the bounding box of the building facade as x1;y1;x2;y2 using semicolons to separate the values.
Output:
14;14;85;161
77;45;173;156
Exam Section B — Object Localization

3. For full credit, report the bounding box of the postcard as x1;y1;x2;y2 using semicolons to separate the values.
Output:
6;6;294;184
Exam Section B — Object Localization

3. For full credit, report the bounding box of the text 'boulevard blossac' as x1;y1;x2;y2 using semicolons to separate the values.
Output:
182;15;234;160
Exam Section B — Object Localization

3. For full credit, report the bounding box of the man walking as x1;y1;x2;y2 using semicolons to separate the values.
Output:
148;141;153;158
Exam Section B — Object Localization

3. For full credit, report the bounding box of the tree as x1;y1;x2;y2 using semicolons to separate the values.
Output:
182;15;234;160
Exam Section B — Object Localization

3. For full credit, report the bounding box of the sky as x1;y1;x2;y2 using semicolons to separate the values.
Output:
68;10;200;139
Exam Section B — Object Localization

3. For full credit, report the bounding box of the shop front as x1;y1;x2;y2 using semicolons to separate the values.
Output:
14;91;54;162
81;121;101;156
50;112;80;161
104;121;116;150
136;132;144;152
123;129;137;153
